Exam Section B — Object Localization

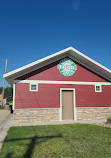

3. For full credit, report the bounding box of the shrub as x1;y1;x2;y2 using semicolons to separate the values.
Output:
107;117;111;123
0;106;4;109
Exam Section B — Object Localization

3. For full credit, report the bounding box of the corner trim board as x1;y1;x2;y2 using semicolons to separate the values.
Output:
13;83;15;110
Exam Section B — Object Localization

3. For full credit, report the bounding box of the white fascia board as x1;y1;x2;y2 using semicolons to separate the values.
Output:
3;47;71;79
70;47;111;73
68;54;111;81
3;46;111;83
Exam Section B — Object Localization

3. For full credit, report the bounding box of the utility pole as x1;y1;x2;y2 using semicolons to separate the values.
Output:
1;59;8;107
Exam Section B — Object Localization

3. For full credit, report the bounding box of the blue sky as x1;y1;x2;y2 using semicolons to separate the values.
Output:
0;0;111;87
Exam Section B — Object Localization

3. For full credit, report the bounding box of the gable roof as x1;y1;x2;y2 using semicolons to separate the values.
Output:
3;46;111;85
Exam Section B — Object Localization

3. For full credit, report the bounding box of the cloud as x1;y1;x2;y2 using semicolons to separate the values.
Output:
72;0;81;11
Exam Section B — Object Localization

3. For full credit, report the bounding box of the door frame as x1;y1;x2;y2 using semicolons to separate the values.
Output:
60;88;77;121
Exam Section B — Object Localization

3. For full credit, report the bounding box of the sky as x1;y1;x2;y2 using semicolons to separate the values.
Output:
0;0;111;87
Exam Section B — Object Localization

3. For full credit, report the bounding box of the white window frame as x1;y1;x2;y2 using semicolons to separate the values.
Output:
30;83;38;91
95;85;102;92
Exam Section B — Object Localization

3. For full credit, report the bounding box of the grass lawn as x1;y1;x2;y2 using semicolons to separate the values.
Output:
0;124;111;158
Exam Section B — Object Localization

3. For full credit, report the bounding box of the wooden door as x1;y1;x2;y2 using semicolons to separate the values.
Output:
62;90;74;120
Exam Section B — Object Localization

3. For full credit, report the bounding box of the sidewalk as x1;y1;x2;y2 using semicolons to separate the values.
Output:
12;119;107;127
0;110;12;150
0;110;10;126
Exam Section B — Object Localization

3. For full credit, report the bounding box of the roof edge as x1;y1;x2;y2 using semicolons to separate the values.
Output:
70;47;111;73
3;47;72;79
3;46;111;82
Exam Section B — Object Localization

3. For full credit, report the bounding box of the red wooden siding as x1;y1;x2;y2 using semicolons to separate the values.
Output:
15;83;111;109
16;57;108;82
15;57;111;109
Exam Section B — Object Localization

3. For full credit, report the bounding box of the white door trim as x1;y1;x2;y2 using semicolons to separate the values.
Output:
60;88;76;121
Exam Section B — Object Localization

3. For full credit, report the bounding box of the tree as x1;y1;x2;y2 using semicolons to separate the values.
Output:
0;87;13;102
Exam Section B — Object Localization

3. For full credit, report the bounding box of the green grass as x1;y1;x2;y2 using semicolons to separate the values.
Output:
0;124;111;158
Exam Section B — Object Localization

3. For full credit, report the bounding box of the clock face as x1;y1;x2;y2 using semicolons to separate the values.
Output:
57;58;77;76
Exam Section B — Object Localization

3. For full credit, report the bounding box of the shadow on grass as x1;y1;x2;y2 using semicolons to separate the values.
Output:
4;134;62;158
23;136;37;158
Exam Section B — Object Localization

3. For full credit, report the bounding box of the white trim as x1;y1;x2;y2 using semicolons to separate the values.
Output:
74;89;77;120
69;54;111;82
60;90;62;121
95;84;102;92
14;80;111;85
13;83;15;110
3;47;71;78
59;108;61;121
14;80;38;84
60;88;76;121
30;83;38;91
70;47;111;73
6;54;66;86
3;46;111;85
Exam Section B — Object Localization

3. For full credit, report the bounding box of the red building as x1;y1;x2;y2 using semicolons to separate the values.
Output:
4;47;111;123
